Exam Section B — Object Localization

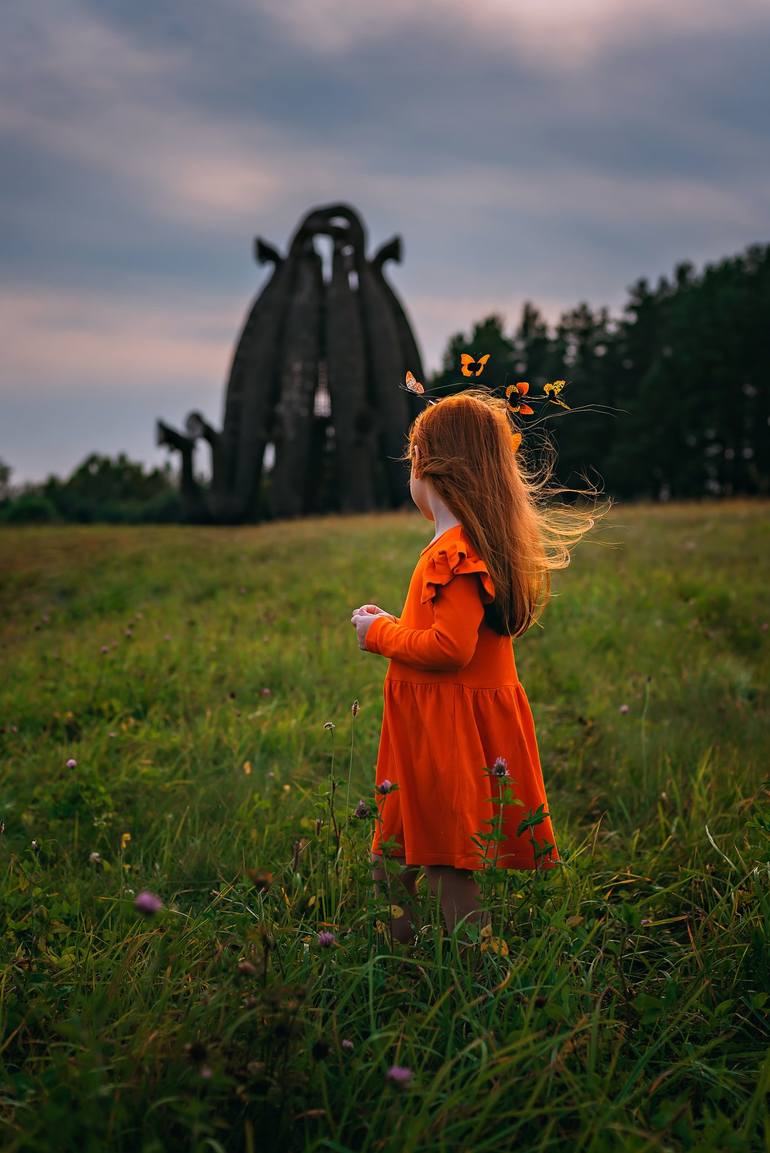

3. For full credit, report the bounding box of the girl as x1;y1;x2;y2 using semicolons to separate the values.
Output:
351;388;602;945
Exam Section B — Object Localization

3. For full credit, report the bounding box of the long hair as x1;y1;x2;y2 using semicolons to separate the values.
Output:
402;387;610;638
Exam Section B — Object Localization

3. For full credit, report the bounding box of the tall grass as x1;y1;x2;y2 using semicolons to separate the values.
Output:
1;501;769;1152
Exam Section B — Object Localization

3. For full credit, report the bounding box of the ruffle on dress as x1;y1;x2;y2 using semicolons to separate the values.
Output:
420;537;496;606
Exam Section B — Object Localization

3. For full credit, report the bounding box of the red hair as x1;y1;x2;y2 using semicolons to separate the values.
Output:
403;388;609;637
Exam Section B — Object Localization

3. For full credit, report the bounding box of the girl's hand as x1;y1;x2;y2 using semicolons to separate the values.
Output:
351;609;393;651
351;603;388;617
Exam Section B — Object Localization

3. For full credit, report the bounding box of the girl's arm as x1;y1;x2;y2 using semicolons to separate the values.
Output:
364;573;484;671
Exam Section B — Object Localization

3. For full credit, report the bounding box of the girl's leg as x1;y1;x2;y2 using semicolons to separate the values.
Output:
423;864;492;936
370;852;420;944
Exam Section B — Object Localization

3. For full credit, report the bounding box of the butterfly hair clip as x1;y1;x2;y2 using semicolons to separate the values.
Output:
460;353;490;377
398;355;575;451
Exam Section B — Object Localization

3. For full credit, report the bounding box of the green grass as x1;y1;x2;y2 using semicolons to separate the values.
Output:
1;501;769;1152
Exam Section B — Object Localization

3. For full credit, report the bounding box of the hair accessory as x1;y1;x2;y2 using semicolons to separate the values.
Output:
398;355;573;452
504;382;534;416
404;369;425;394
460;353;490;377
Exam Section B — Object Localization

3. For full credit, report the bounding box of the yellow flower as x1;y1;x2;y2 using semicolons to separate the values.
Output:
242;761;252;775
120;832;131;851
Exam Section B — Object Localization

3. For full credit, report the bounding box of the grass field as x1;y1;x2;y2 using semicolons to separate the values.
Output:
1;501;769;1152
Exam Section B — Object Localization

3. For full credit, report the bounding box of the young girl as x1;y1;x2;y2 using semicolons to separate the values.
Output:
350;388;601;945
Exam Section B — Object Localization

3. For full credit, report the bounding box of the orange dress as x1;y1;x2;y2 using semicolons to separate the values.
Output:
365;522;560;872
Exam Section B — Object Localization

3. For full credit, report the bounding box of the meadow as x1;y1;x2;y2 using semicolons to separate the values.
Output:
1;501;769;1152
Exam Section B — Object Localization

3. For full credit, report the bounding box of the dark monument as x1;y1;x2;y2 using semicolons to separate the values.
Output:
156;203;426;523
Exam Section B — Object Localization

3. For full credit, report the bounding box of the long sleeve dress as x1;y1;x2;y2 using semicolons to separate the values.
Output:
364;522;560;872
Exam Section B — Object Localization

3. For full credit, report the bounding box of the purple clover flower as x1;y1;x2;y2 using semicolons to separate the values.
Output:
386;1065;412;1086
376;779;394;795
354;799;372;819
491;757;509;778
317;930;336;948
66;758;77;769
134;890;164;916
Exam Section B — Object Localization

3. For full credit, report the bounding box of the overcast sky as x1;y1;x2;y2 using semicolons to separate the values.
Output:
2;0;769;484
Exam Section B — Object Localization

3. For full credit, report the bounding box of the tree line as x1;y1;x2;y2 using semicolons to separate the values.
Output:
1;240;767;522
430;241;769;499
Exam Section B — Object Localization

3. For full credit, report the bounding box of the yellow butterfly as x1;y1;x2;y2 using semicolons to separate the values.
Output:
460;353;490;378
543;380;571;409
404;369;424;394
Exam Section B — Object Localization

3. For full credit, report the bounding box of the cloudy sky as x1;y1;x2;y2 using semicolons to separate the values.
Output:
2;0;769;484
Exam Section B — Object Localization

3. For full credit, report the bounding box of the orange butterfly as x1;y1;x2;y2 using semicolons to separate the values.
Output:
404;370;424;394
544;379;570;409
505;382;534;416
460;353;490;378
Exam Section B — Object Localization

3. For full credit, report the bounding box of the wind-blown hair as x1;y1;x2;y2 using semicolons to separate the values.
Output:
402;387;609;638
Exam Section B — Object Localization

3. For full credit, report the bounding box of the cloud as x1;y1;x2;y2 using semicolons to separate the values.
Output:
0;287;240;392
257;0;769;65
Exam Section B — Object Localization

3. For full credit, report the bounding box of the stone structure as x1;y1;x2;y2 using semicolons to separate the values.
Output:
156;203;425;522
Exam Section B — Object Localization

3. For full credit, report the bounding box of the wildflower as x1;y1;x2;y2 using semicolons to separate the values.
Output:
323;721;336;731
351;699;360;718
237;960;258;976
134;889;164;916
124;628;133;638
31;839;39;851
120;831;131;850
386;1065;412;1086
354;799;372;819
377;779;394;795
100;645;109;654
342;1039;354;1052
66;758;77;769
619;704;630;715
491;757;509;778
89;851;101;864
242;761;252;775
317;931;336;948
261;687;272;697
